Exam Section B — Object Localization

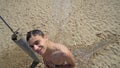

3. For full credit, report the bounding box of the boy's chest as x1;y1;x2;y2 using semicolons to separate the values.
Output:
43;53;66;66
43;55;55;68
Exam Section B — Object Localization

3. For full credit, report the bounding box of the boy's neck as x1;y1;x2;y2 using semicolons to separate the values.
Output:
42;41;55;57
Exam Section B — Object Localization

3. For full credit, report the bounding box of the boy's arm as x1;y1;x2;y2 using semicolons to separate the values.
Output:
55;52;75;68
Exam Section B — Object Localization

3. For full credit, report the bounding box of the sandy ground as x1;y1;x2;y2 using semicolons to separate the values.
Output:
0;0;120;68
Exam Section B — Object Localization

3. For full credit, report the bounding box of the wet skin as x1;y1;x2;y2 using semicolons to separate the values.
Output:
28;35;75;68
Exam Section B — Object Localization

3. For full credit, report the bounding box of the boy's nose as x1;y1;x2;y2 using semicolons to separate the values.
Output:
33;45;39;51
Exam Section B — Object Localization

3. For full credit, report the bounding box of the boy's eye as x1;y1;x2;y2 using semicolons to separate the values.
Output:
34;40;40;45
30;45;34;48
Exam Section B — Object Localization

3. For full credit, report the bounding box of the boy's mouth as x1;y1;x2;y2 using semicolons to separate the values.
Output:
36;46;43;54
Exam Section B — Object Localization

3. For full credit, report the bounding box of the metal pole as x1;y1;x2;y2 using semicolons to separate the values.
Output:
0;16;14;33
0;16;40;68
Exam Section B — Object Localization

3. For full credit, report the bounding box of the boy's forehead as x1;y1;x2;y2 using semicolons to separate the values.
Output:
28;35;42;43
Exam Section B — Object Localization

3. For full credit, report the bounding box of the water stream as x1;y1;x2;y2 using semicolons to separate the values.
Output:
74;32;117;67
52;0;71;31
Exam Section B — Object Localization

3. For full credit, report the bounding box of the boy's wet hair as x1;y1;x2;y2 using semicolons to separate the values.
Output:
26;29;45;41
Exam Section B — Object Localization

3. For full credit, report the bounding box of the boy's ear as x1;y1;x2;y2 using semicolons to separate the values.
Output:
44;35;48;40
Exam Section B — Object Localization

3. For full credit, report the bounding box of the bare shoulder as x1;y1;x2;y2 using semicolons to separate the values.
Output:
53;43;74;59
55;43;70;52
51;43;75;66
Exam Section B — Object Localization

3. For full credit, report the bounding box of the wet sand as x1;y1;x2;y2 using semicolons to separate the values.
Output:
0;0;120;68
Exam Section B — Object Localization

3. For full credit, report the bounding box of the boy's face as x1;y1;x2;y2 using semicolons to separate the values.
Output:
28;35;48;55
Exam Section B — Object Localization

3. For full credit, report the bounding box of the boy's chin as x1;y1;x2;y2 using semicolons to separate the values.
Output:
38;50;45;55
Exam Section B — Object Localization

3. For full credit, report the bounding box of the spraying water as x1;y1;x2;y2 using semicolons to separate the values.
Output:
51;1;118;68
52;0;71;30
73;31;117;66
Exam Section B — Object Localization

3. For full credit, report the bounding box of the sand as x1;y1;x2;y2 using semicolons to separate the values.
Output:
0;0;120;68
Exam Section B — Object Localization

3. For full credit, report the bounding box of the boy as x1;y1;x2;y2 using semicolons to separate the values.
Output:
26;29;75;68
